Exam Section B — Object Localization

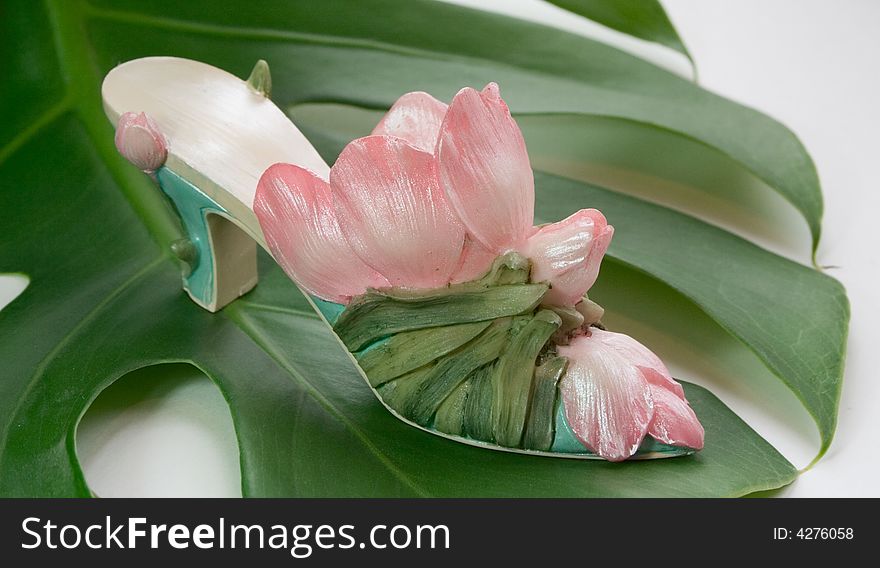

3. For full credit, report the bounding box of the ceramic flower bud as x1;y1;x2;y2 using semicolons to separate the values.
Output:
254;163;389;303
524;209;614;307
589;328;684;398
114;111;167;172
558;329;704;461
589;329;704;450
436;83;534;255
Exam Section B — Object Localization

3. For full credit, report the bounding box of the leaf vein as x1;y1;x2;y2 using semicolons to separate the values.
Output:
0;98;73;166
0;255;166;460
224;305;430;497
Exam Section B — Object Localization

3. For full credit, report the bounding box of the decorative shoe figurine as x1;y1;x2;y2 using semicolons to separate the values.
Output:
103;56;704;461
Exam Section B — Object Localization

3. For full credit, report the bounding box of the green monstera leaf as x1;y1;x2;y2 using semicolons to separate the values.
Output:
0;0;848;496
547;0;694;65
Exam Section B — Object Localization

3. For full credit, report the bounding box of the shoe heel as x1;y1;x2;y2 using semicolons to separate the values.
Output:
156;167;258;312
104;56;329;311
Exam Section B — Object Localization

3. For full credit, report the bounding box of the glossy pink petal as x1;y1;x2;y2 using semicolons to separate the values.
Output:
648;385;705;449
524;209;612;306
254;163;389;303
115;111;167;172
583;224;614;292
558;334;653;461
527;211;599;276
436;83;534;254
588;328;685;399
450;236;497;283
371;92;448;154
331;135;465;288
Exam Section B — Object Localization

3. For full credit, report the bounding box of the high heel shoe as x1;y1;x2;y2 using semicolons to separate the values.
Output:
103;56;704;461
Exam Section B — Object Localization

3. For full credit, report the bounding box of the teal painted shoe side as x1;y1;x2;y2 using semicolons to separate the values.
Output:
155;167;257;312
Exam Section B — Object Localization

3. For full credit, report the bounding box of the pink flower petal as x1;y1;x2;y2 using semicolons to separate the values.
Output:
449;236;496;283
583;224;614;291
648;384;705;450
436;83;534;254
527;211;600;276
524;209;612;306
371;92;448;154
331;135;465;288
115;111;167;172
588;328;685;399
254;163;389;303
558;334;653;461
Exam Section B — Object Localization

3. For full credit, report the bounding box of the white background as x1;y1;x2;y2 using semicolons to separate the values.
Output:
1;0;877;497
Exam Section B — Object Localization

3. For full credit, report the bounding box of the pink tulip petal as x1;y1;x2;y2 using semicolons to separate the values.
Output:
588;328;685;399
558;334;653;461
539;269;594;308
524;209;611;306
648;385;705;450
527;210;600;277
331;135;465;288
254;163;389;303
371;92;448;154
450;236;497;283
115;111;167;172
582;224;614;293
436;83;534;254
